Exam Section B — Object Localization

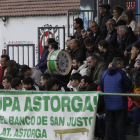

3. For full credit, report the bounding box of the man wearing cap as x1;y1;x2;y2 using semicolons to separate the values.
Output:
19;65;42;87
113;20;126;49
99;4;113;31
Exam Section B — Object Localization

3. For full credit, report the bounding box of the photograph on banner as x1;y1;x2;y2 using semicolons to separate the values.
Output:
0;91;99;140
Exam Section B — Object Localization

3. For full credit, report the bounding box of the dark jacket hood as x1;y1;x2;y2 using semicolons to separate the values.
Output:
108;66;121;75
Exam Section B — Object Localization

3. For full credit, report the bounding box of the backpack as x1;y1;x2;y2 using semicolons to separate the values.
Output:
131;85;140;108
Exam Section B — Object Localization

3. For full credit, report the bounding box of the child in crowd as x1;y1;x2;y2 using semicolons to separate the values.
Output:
98;40;113;65
124;44;140;68
130;44;140;68
84;37;96;58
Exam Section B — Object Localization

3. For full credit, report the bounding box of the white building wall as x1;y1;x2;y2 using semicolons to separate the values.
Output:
0;15;75;66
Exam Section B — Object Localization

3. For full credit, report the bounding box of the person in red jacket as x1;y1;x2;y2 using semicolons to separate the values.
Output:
0;54;10;81
0;54;10;89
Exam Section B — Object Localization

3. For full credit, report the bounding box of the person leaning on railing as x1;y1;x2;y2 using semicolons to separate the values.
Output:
100;57;132;140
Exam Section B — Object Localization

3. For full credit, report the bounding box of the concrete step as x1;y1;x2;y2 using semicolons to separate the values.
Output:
126;135;140;140
126;124;140;140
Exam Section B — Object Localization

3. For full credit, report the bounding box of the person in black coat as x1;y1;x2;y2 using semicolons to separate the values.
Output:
105;19;117;47
118;25;137;55
113;20;126;55
70;39;86;60
88;21;107;48
98;40;114;66
98;4;113;31
81;21;107;49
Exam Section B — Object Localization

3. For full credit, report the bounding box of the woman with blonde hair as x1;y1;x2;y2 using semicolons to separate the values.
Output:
113;5;124;22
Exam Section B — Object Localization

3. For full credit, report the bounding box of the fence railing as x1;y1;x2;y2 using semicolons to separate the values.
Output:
135;14;140;22
38;26;65;62
7;44;35;67
100;93;140;97
67;10;96;37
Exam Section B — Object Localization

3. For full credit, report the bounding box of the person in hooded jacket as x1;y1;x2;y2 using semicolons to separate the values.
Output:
100;57;132;140
36;38;56;73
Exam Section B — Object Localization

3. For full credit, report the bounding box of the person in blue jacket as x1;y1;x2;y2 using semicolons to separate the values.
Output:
100;57;132;140
36;38;56;73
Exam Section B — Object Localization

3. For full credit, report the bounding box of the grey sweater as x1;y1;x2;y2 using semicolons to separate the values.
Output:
30;67;42;87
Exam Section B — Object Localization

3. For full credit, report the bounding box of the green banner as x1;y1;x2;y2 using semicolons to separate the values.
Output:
0;91;99;140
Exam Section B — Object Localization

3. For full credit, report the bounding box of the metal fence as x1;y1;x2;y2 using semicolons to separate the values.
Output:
67;1;121;37
38;26;65;62
67;0;140;34
100;93;140;97
67;10;96;37
7;44;35;67
136;14;140;22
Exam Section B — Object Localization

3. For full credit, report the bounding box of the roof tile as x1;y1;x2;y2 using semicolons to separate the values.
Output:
0;0;80;17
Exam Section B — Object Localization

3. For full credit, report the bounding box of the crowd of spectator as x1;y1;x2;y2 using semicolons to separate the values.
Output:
0;3;140;140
